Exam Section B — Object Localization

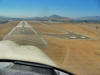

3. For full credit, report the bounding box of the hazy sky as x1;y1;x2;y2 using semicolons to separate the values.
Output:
0;0;100;18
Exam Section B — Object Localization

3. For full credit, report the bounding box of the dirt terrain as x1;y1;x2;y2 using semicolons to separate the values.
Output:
0;21;19;40
1;21;100;75
45;23;99;39
29;21;66;34
42;37;100;75
29;21;100;75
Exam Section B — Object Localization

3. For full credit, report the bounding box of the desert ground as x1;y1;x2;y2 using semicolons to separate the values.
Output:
0;21;100;75
29;21;100;75
0;21;19;40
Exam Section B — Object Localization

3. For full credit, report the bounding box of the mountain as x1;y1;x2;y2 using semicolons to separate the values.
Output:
0;15;70;22
29;15;70;22
49;15;63;18
78;16;100;21
0;16;18;20
48;15;70;22
0;16;10;20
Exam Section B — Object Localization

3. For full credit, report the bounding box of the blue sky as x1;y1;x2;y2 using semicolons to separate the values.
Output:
0;0;100;18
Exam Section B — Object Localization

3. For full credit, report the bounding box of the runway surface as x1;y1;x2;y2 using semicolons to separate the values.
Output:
3;21;47;48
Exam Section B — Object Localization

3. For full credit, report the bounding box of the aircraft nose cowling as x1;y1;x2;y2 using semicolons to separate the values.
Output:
0;40;57;67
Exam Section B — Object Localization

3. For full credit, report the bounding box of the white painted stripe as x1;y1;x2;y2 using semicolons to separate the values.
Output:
3;21;48;46
3;21;23;40
26;21;48;46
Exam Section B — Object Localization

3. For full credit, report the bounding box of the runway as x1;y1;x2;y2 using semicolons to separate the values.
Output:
3;21;47;48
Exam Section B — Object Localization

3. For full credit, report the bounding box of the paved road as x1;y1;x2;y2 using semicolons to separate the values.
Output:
40;22;92;40
3;21;47;48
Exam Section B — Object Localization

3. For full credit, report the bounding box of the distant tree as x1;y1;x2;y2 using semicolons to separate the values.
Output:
0;20;8;24
96;26;99;29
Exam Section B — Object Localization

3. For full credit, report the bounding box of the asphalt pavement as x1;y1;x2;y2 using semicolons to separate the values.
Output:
3;21;47;48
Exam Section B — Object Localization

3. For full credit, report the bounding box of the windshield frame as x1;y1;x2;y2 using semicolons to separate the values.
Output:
0;59;75;75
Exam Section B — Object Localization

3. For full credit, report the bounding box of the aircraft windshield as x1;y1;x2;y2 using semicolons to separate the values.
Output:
0;0;100;75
